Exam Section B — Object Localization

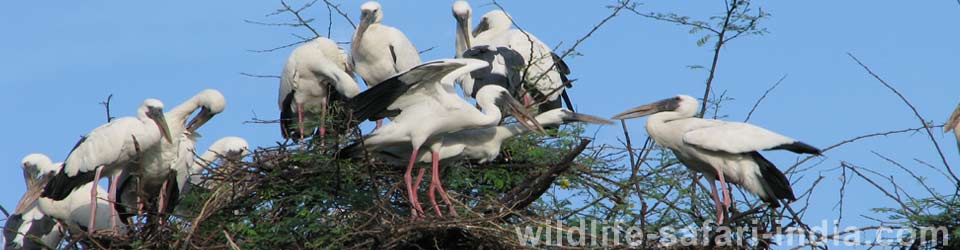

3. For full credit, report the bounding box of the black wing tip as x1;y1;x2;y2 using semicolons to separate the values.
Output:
772;141;822;155
751;152;797;205
41;168;95;201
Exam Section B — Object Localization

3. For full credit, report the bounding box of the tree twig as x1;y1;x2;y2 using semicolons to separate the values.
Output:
744;74;787;122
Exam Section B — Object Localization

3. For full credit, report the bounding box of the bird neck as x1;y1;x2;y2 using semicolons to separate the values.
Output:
353;22;373;51
168;97;203;124
474;99;503;128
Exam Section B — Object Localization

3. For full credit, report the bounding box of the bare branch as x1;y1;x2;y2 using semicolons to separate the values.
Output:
98;94;115;122
744;74;787;122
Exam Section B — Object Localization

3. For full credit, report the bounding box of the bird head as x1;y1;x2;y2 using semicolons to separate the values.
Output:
142;98;173;143
360;2;383;25
945;102;960;134
186;89;226;133
474;10;512;37
611;95;698;120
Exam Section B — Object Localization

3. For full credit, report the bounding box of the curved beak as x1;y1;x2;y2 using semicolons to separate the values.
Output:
945;104;960;133
186;107;213;133
148;110;173;143
562;111;613;125
502;93;545;134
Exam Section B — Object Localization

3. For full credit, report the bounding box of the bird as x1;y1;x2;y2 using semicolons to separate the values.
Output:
5;154;64;250
452;3;524;99
351;1;422;129
611;95;822;224
114;90;225;224
945;103;960;155
179;136;250;194
279;38;361;143
348;58;544;219
40;98;172;234
465;9;575;113
38;181;125;236
351;108;611;165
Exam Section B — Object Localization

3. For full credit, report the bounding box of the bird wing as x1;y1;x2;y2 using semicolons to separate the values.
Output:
63;118;143;176
681;120;799;154
461;45;525;99
349;59;488;122
385;27;422;72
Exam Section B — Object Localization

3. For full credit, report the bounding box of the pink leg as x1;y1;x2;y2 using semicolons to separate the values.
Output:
426;151;442;217
297;103;305;143
405;149;425;219
709;179;724;224
523;94;533;107
375;119;384;130
717;171;733;210
411;168;424;213
89;167;103;233
109;175;119;232
414;168;426;192
432;151;457;217
158;179;168;225
319;101;327;147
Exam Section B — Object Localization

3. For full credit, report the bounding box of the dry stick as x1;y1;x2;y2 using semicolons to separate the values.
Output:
698;0;738;118
280;0;320;38
239;72;281;79
223;229;241;250
499;139;591;210
786;125;935;173
841;162;918;215
847;53;960;185
871;151;948;205
99;94;114;122
744;74;787;122
321;0;356;29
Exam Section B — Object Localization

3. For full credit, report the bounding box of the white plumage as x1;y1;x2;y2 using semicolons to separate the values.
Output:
351;1;421;88
454;7;573;113
4;154;63;250
179;136;250;193
115;90;225;224
279;38;360;142
360;109;610;165
41;99;171;233
348;58;543;218
612;95;821;223
38;182;124;234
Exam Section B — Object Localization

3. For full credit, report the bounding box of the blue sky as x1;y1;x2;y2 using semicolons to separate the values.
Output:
2;0;958;246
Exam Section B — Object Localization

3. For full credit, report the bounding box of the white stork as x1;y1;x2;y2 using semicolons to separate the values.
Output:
179;136;250;194
353;108;610;165
40;99;172;233
351;1;422;128
114;89;225;224
4;154;63;250
462;9;575;113
611;95;821;223
38;181;124;235
279;38;360;143
348;58;543;219
945;103;960;154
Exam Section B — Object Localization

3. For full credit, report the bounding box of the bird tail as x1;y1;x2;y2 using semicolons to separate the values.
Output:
750;152;796;207
40;167;96;201
336;141;364;160
771;141;822;155
280;91;300;141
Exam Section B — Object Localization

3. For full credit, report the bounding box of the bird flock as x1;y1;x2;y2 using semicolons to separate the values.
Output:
5;1;960;249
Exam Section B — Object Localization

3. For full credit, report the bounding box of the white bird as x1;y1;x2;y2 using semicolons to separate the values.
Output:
461;8;575;113
179;136;250;194
348;58;543;218
279;38;361;143
612;95;821;223
4;154;63;250
351;1;422;128
41;99;172;233
354;109;611;165
115;90;225;223
38;181;125;235
945;103;960;154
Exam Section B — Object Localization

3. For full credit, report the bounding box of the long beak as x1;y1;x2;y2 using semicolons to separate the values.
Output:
611;98;679;120
504;94;545;134
564;111;614;125
186;107;213;132
457;18;472;49
472;20;488;37
151;112;173;143
945;104;960;133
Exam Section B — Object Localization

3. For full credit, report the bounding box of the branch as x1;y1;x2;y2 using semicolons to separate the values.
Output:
698;0;738;118
847;52;960;185
240;72;281;79
98;94;115;122
744;74;786;122
499;139;591;210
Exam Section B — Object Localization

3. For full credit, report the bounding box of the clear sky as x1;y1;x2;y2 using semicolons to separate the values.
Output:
2;0;958;247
